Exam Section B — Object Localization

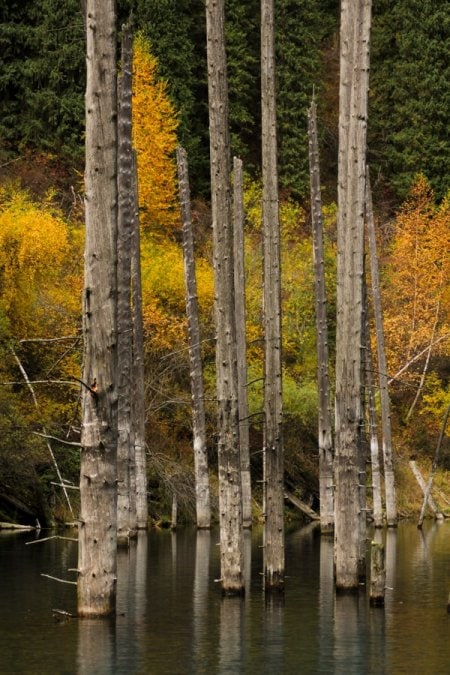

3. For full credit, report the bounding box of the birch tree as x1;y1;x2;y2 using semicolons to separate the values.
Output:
117;24;136;544
261;0;284;590
177;145;211;530
334;0;372;591
233;156;252;529
206;0;244;594
78;0;118;617
308;98;334;535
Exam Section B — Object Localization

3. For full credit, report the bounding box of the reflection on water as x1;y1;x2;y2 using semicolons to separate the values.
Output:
1;522;450;674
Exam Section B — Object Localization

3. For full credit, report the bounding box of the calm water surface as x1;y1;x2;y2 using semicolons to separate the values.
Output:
0;522;449;674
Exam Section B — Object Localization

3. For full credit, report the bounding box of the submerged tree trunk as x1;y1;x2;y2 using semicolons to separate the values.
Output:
177;145;211;530
233;156;252;529
365;169;397;526
206;0;244;594
131;150;148;530
78;0;118;617
308;98;334;535
334;0;372;592
261;0;284;590
117;24;136;544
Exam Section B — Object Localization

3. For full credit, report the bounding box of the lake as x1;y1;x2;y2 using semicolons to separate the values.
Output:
0;521;449;674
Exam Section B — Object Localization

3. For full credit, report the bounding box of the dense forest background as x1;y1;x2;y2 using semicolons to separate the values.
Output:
0;0;448;525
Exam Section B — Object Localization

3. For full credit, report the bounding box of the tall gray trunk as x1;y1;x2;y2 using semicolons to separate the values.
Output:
365;324;384;528
334;0;372;591
206;0;244;594
365;169;397;526
131;151;148;529
117;24;136;544
78;0;118;617
233;156;252;529
261;0;284;590
176;145;211;530
307;99;334;535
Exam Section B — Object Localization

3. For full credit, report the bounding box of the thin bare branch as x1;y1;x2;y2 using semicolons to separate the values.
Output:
10;349;74;516
41;573;77;585
33;431;82;447
26;535;78;545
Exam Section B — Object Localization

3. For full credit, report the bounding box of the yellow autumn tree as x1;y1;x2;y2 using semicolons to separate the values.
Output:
382;175;450;379
133;34;179;233
381;176;450;441
0;183;82;339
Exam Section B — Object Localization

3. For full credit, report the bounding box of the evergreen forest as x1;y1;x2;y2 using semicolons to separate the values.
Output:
0;0;449;528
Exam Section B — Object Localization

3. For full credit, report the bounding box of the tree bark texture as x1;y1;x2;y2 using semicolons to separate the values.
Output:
206;0;244;594
117;25;136;544
177;145;211;530
261;0;284;590
308;99;334;535
78;0;118;617
334;0;372;591
131;150;148;529
233;156;252;529
365;169;397;526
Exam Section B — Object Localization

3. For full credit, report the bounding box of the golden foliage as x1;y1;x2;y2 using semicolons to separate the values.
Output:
140;234;214;353
132;34;179;233
0;184;82;337
382;175;450;378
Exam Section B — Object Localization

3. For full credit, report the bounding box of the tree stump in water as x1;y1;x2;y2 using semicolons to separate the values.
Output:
370;541;386;607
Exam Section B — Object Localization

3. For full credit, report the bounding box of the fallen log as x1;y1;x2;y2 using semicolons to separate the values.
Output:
409;461;441;516
0;522;35;531
284;491;320;521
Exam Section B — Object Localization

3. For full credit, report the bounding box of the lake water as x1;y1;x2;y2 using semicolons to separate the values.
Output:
1;521;449;674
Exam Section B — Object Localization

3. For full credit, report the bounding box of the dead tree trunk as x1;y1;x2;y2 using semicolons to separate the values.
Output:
307;98;334;535
78;0;118;617
334;0;372;591
261;0;284;590
176;145;211;530
206;0;244;594
131;150;148;530
365;326;384;528
117;24;136;545
365;169;397;526
233;156;252;529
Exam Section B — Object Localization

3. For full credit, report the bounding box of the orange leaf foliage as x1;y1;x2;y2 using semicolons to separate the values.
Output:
382;175;450;378
132;35;179;233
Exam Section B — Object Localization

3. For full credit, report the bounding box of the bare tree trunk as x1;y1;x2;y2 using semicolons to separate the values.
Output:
308;98;334;535
334;0;372;591
233;156;252;529
117;24;136;545
176;145;211;530
365;169;397;526
131;150;148;530
365;329;384;528
261;0;284;591
78;0;118;617
206;0;244;594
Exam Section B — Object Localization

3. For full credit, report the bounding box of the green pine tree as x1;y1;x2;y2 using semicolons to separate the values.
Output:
369;0;450;200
